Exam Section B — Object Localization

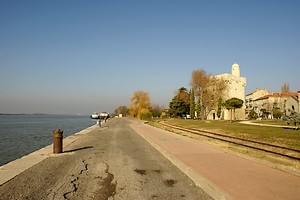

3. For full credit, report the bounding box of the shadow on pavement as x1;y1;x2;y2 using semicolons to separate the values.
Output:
63;146;93;153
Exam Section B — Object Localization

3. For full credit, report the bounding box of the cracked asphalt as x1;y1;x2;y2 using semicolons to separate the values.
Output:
0;118;213;200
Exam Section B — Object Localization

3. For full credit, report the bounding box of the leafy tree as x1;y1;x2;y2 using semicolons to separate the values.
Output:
223;97;244;122
138;108;153;120
190;89;195;119
129;91;151;117
287;111;300;126
191;69;227;119
168;87;190;118
273;108;283;119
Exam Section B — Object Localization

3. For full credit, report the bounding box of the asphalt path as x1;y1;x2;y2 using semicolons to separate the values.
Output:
0;118;212;200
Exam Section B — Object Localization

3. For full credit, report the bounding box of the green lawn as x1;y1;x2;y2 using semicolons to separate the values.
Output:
157;118;300;150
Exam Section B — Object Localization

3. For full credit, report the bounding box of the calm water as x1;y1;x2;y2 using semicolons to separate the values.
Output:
0;114;96;166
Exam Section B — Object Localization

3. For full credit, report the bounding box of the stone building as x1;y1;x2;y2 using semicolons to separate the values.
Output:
284;92;299;115
207;63;247;120
253;92;299;119
245;89;270;117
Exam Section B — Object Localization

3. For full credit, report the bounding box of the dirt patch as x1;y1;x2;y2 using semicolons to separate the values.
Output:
93;163;117;199
134;169;147;175
164;179;177;187
152;169;161;174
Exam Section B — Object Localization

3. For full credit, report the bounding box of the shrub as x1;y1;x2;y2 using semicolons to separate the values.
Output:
160;111;168;119
138;109;153;120
273;108;283;119
248;109;258;120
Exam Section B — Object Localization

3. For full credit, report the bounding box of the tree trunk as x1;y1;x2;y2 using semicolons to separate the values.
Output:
233;108;236;121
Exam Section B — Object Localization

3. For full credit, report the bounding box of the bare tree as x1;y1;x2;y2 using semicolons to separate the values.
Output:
191;70;209;119
115;105;128;116
191;69;227;119
190;89;195;119
151;104;164;118
281;83;290;93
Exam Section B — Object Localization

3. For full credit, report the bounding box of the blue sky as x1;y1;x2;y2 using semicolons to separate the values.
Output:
1;0;299;114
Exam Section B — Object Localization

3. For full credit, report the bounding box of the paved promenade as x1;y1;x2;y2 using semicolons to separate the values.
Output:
239;120;299;129
129;120;300;200
0;119;212;200
1;118;300;200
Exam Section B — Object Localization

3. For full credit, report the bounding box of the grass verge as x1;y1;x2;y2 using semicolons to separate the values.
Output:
161;118;300;150
149;118;300;173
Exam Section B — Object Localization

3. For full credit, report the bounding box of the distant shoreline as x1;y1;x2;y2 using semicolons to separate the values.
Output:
0;113;47;115
0;113;86;116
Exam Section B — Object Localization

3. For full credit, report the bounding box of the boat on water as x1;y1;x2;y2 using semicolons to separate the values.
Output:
90;112;100;119
90;112;110;120
99;112;109;120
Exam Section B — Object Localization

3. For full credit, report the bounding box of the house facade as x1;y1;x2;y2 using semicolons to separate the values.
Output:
253;92;299;119
285;93;300;115
245;89;270;117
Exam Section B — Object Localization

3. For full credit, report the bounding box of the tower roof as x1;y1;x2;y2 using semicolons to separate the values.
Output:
232;63;240;68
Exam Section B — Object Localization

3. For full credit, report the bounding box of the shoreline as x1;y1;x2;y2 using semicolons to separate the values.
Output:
0;125;96;186
0;114;95;166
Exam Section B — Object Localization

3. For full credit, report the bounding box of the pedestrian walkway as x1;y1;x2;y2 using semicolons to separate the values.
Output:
130;120;300;200
0;125;96;186
240;120;299;129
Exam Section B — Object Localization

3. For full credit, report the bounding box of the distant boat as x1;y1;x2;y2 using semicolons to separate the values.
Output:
99;112;110;120
90;112;100;119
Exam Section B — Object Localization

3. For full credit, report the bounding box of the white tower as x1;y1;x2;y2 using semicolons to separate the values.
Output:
232;63;240;77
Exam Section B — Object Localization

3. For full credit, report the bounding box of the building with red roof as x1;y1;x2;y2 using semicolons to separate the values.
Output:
252;92;299;119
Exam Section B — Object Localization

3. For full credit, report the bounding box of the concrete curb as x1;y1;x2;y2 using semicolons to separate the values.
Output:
130;122;233;200
0;125;96;186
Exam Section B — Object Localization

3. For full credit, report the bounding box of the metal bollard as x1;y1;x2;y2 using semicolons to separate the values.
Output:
53;129;63;154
